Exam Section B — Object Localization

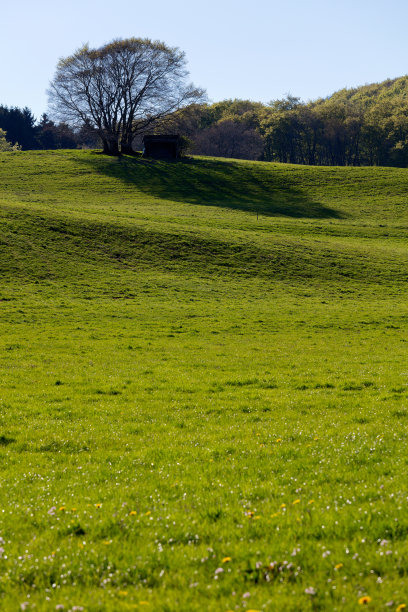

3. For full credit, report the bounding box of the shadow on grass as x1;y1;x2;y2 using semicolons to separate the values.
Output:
77;154;344;219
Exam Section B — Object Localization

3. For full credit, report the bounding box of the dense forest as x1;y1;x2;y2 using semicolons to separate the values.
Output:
0;107;98;151
2;76;408;166
165;76;408;167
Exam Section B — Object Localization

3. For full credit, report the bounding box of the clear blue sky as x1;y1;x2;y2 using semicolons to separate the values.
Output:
2;0;408;120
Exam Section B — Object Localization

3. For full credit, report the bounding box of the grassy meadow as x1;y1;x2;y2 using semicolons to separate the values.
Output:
1;150;408;611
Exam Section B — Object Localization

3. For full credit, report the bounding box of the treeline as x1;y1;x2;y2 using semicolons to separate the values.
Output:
163;76;408;167
3;75;408;166
0;106;98;150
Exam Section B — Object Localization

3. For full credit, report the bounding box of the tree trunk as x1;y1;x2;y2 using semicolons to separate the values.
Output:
102;139;120;156
121;143;135;155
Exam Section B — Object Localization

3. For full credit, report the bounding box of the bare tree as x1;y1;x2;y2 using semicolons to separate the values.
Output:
48;38;205;155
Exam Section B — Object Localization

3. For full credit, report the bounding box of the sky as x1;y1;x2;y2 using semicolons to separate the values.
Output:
2;0;408;120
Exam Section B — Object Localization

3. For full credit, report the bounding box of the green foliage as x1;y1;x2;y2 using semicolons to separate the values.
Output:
1;150;408;609
0;128;20;151
169;77;408;166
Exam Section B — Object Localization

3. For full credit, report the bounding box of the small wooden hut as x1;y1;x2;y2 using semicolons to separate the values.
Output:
142;135;181;159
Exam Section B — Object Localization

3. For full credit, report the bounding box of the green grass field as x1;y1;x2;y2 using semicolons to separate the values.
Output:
1;150;408;611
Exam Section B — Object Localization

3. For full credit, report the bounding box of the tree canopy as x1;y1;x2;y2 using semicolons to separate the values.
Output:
161;76;408;166
48;38;205;155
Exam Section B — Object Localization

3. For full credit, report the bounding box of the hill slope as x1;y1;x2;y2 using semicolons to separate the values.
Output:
1;150;408;293
1;151;408;610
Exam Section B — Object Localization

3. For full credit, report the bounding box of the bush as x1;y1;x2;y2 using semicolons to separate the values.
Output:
0;128;21;151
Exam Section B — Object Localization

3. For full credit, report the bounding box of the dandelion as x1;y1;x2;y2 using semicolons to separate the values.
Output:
95;503;102;509
222;557;232;563
58;506;66;512
396;605;406;612
334;563;343;570
145;511;151;516
293;499;301;505
276;438;282;443
308;500;314;505
280;503;286;509
129;510;137;516
358;596;372;605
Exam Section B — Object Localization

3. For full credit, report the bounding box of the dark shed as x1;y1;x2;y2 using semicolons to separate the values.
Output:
143;135;181;159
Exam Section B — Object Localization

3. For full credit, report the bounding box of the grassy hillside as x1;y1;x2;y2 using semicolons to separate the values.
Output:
1;150;408;611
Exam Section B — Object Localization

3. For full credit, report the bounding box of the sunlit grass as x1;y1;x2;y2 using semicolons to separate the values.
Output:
0;150;408;610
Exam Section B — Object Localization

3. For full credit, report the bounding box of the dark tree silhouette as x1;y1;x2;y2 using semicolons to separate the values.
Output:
0;106;37;149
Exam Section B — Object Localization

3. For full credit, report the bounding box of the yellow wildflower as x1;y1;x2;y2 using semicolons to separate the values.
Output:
308;500;314;505
145;511;151;516
118;590;128;596
222;557;232;563
396;606;406;612
358;596;372;605
335;563;343;570
129;510;137;516
95;503;102;509
58;506;66;512
276;438;282;443
293;499;301;505
280;503;286;509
